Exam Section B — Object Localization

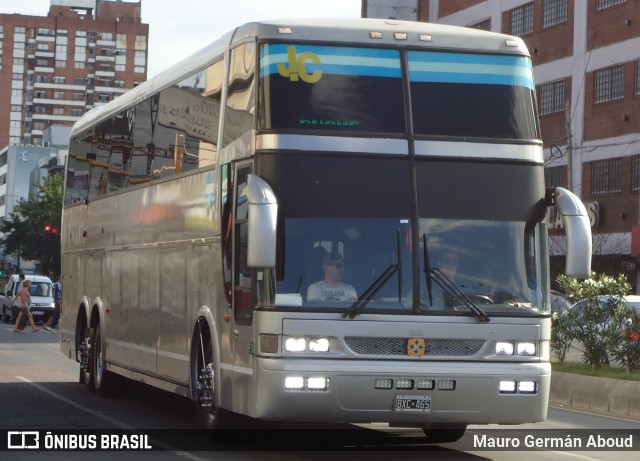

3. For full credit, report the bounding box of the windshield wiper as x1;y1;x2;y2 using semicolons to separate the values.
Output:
421;234;489;323
343;228;403;320
430;268;490;322
422;233;433;307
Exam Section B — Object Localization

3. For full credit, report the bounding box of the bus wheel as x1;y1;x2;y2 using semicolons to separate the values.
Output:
194;338;232;433
92;325;115;397
420;423;467;444
82;328;96;392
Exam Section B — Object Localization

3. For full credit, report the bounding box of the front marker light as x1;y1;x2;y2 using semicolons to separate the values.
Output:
496;341;514;355
285;338;306;352
517;342;536;356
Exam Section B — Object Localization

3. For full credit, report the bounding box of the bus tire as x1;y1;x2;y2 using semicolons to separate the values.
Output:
194;338;233;435
92;324;116;397
420;423;467;444
83;327;96;392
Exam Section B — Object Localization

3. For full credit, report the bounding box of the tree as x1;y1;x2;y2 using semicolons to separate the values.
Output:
0;174;63;276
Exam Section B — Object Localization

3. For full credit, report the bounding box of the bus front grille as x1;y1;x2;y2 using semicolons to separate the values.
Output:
344;337;484;357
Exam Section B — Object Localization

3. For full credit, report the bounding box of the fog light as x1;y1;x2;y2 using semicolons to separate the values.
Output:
395;379;413;390
416;379;434;390
307;377;328;390
437;380;456;390
496;341;514;355
518;381;536;394
500;381;516;393
517;342;536;356
374;378;393;389
285;376;304;390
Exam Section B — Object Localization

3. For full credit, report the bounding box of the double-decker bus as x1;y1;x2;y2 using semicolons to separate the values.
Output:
60;18;591;441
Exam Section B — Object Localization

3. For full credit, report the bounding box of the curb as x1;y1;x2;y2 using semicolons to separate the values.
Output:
550;371;640;421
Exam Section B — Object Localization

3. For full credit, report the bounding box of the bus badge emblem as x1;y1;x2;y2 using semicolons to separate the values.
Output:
407;338;426;357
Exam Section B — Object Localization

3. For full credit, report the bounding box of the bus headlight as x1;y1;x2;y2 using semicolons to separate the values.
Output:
496;341;537;356
496;341;514;355
285;337;306;352
517;342;536;356
284;337;330;353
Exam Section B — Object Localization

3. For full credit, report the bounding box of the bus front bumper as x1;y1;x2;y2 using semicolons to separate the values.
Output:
252;357;550;425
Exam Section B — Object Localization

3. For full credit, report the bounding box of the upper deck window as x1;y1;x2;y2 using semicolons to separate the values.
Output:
408;51;540;141
258;44;406;134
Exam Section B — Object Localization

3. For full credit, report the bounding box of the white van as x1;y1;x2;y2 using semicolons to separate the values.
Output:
1;274;55;324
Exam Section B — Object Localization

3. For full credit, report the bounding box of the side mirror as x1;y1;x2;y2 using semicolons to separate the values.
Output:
245;174;278;268
554;187;592;278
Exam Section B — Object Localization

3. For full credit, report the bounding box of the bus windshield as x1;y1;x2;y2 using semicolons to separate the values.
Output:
259;44;539;141
274;217;547;316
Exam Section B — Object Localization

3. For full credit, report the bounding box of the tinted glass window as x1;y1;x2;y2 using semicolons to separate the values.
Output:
259;44;405;134
408;51;540;140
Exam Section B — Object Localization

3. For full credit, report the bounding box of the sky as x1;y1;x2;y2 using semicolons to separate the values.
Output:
0;0;362;77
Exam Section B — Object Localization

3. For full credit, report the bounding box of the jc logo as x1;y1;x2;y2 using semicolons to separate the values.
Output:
277;46;322;83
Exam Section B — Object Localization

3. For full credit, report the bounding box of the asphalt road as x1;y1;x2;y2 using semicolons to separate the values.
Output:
1;322;639;460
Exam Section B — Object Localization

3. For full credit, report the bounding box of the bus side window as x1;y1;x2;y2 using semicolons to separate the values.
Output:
233;165;253;325
221;163;233;305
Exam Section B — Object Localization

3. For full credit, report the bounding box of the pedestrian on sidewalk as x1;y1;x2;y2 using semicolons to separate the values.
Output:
13;280;40;333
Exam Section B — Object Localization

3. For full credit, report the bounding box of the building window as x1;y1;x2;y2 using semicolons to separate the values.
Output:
53;76;65;84
597;0;626;10
54;92;65;99
53;108;64;115
510;3;534;36
134;66;145;74
545;166;566;188
71;109;84;116
543;0;568;28
636;60;640;95
469;19;491;31
594;65;624;103
539;80;565;115
591;158;621;194
74;62;85;69
55;60;66;68
633;155;640;191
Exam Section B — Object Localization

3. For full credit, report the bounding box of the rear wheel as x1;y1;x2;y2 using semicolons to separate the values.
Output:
421;423;467;444
82;327;96;392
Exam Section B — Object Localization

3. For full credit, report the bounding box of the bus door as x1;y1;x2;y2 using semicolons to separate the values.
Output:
230;163;255;409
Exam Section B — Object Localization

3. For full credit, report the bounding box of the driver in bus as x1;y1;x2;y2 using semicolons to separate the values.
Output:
307;252;358;302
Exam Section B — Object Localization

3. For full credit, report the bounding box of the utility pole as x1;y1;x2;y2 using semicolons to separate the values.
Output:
565;100;573;192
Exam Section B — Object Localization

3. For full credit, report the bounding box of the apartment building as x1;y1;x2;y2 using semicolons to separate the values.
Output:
0;0;148;148
365;0;640;288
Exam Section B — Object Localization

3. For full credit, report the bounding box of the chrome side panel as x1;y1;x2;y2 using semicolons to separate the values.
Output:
61;168;225;388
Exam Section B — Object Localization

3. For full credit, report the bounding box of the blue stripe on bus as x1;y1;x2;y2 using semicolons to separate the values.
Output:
260;44;402;78
408;51;534;89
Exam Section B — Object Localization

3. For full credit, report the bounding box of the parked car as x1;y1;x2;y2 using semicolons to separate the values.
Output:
550;290;571;314
1;274;55;324
559;295;640;332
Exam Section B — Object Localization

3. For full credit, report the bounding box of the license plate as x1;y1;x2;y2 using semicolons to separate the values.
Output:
394;395;431;412
31;311;43;315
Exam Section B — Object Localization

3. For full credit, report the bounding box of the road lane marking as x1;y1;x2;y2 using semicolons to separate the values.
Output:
16;376;207;461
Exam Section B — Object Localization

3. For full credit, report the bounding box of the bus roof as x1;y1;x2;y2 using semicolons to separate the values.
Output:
70;18;529;139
